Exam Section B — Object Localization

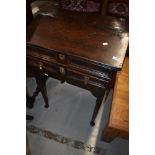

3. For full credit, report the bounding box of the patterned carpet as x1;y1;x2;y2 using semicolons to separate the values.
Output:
26;77;129;155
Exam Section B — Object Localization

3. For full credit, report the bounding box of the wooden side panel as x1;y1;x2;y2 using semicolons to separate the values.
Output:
102;57;129;142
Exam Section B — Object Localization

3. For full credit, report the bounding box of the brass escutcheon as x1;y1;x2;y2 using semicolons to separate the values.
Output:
58;54;65;61
39;63;43;70
59;67;66;75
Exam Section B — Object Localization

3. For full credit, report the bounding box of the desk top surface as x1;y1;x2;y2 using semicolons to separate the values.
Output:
27;10;128;69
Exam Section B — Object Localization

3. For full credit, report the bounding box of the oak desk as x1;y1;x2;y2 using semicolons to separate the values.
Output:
26;10;128;126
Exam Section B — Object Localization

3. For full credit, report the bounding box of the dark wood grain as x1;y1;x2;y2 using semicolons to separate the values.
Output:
27;9;128;126
27;10;128;69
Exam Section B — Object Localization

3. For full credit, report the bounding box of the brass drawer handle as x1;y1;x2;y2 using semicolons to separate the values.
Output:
39;63;43;70
59;67;66;75
58;54;65;61
84;76;89;85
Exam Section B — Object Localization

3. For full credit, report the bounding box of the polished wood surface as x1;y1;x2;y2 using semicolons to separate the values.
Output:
102;57;129;141
27;10;128;69
27;9;128;126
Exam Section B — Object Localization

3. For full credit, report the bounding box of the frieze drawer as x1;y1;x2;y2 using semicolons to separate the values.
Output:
67;69;109;89
68;56;112;80
27;57;59;75
27;45;57;63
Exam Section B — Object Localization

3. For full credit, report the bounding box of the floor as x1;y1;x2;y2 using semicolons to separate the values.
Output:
26;77;129;155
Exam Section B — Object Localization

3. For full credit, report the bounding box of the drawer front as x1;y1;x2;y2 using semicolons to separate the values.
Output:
27;45;69;66
66;69;110;89
27;56;110;90
27;45;57;63
27;46;113;90
27;57;68;79
27;57;59;75
27;45;113;82
68;56;112;80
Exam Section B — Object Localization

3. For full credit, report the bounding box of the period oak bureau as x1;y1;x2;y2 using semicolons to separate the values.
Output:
26;9;128;126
